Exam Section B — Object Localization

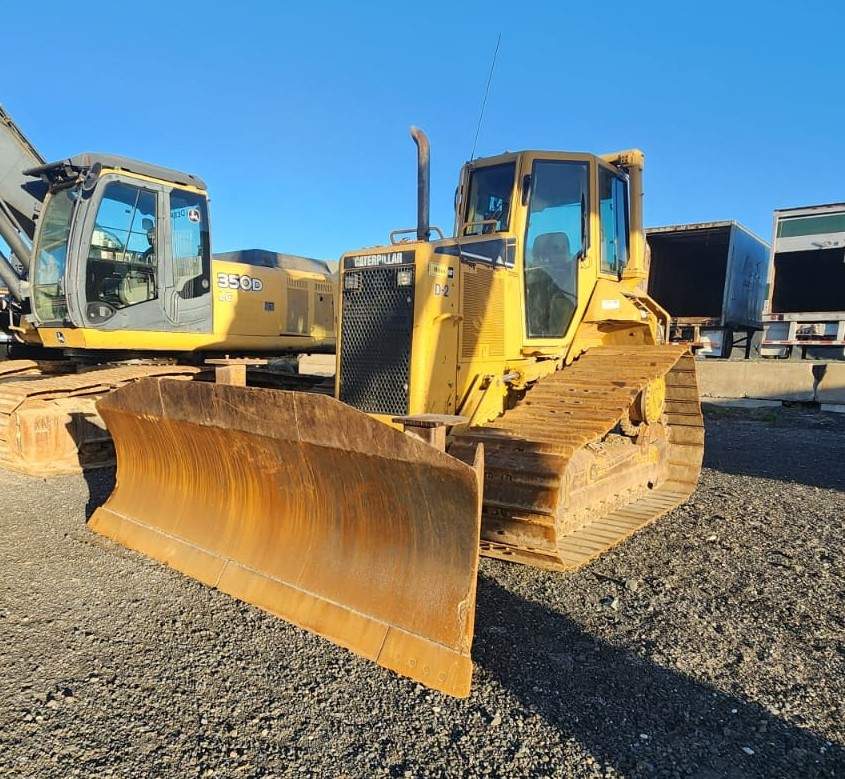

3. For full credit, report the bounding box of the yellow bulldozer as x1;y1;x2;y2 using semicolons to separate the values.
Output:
0;105;335;474
90;128;704;697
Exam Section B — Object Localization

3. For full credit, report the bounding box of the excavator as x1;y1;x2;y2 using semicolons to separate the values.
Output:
90;128;704;697
0;105;334;474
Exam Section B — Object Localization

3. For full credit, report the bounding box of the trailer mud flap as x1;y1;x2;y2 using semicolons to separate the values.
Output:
89;379;482;697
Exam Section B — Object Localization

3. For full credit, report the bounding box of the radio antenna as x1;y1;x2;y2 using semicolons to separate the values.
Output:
470;32;501;161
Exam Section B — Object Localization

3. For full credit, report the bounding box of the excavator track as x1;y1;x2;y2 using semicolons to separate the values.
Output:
0;359;68;379
0;364;201;475
450;344;703;571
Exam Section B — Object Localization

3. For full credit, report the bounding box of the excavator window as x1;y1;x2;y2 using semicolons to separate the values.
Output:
599;167;629;276
32;188;76;324
86;181;158;311
524;160;587;338
463;162;515;235
169;189;210;300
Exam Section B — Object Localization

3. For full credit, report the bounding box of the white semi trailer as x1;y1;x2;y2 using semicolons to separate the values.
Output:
761;203;845;359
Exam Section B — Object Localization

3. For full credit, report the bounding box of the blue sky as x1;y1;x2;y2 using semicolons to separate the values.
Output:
4;0;842;260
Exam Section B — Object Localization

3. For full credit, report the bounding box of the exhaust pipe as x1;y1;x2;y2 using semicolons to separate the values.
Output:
410;126;430;242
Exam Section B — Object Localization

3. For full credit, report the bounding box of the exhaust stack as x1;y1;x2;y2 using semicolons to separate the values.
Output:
410;126;430;242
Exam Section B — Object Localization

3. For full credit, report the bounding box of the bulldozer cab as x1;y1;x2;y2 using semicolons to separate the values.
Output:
456;150;645;346
27;155;212;334
338;146;655;427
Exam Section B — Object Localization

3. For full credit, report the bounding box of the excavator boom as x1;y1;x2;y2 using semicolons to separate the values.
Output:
0;103;45;300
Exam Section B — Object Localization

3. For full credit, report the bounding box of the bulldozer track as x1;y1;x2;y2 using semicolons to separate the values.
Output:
450;344;703;571
0;364;201;474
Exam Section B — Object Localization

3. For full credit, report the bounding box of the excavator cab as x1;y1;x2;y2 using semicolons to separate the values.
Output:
22;154;335;355
27;155;212;337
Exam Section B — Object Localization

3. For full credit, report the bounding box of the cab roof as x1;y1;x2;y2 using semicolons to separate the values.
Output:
25;152;206;190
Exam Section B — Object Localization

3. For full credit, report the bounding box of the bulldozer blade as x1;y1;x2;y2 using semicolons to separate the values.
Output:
89;379;483;697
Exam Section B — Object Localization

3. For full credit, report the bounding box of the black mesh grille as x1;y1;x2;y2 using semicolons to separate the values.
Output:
340;267;414;415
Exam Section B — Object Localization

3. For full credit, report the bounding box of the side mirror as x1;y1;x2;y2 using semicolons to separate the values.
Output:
81;162;102;194
142;218;154;232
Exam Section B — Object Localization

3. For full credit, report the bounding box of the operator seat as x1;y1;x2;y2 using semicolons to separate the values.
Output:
532;232;571;268
526;232;577;336
119;272;154;307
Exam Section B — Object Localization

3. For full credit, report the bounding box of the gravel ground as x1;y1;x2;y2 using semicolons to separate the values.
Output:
1;406;843;778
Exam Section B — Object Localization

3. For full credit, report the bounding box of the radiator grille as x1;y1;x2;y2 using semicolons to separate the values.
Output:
340;267;414;415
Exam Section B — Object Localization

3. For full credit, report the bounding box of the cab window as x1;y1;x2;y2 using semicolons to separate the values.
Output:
32;188;76;323
86;181;158;311
599;167;629;275
463;162;515;235
524;160;588;338
170;190;210;299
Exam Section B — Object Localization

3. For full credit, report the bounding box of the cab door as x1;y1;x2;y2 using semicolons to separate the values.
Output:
79;175;171;332
522;159;589;341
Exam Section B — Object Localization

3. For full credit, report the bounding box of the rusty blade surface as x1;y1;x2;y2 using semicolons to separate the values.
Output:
89;379;481;697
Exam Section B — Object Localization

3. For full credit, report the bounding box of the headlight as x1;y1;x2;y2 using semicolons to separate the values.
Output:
396;270;413;287
344;273;360;290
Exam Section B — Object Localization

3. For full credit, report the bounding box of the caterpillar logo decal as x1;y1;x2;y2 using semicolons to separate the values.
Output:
343;250;415;269
216;272;264;292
